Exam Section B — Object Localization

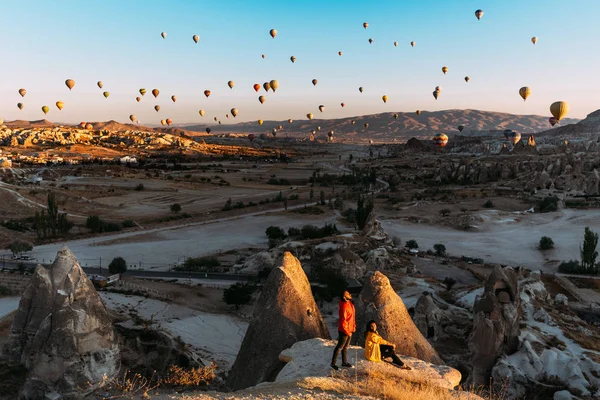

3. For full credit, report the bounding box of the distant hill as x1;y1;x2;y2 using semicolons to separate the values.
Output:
4;119;57;128
182;109;580;142
537;109;600;137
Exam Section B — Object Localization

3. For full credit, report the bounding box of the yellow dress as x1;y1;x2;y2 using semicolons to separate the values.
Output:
364;331;392;362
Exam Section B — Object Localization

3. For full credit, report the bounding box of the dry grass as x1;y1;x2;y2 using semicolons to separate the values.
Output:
97;370;160;399
160;364;216;388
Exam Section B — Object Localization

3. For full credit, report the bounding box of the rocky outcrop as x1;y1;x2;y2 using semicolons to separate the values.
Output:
227;252;330;390
353;271;443;364
362;211;389;240
469;265;520;386
2;247;120;400
328;248;367;279
413;292;443;342
277;338;462;390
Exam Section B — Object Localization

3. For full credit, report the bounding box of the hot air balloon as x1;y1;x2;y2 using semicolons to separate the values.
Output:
56;101;64;110
359;87;364;93
433;90;440;100
307;113;313;120
341;103;345;108
258;119;263;126
218;121;222;125
214;117;219;122
193;34;199;43
369;38;373;44
394;41;398;47
206;127;211;134
465;76;470;83
65;79;75;91
140;88;146;96
519;87;531;101
504;130;521;145
231;108;238;117
288;119;293;124
410;41;415;47
160;119;166;126
171;95;177;102
97;81;103;89
312;79;318;86
18;88;26;97
136;97;141;102
319;105;325;112
261;54;266;59
258;96;266;104
152;89;159;98
42;106;49;114
338;51;343;56
382;95;388;103
328;130;334;140
269;29;277;38
263;82;271;92
475;9;484;20
364;123;369;129
228;80;235;89
458;125;464;132
432;133;449;147
129;115;136;122
103;91;110;98
270;80;279;92
248;133;255;142
253;83;260;92
393;113;399;119
531;37;538;45
80;122;86;128
351;120;356;125
550;101;569;121
204;90;211;98
549;117;557;127
272;128;277;137
15;103;24;110
290;56;296;63
161;32;166;39
199;109;205;116
442;66;448;74
435;86;442;92
166;118;173;126
363;22;368;29
317;126;321;131
416;110;421;115
277;125;283;130
154;105;160;112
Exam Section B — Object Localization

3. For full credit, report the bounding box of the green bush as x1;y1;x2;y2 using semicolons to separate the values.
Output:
433;243;447;257
8;240;33;256
557;260;598;275
442;277;457;291
223;282;257;309
178;256;220;272
439;208;451;217
108;257;127;274
265;226;287;240
539;196;559;213
134;183;145;191
539;236;555;250
170;203;182;213
483;200;494;208
405;240;419;249
122;219;136;228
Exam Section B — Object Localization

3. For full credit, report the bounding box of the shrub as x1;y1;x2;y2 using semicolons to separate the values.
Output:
288;227;301;237
108;257;127;274
161;364;216;388
223;282;257;309
539;196;559;213
539;236;555;250
433;243;446;257
265;226;287;240
439;208;451;217
581;226;599;272
405;240;419;249
122;219;136;228
0;285;9;295
8;240;33;256
179;256;220;272
170;203;182;213
483;200;494;208
134;183;145;191
86;216;122;233
442;277;457;291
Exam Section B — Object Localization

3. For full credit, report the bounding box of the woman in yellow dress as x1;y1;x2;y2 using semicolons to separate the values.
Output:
364;320;411;370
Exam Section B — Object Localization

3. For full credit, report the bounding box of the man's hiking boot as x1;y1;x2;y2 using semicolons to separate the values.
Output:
342;362;354;368
330;363;339;371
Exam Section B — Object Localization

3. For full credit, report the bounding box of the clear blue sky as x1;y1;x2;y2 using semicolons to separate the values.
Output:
1;0;598;125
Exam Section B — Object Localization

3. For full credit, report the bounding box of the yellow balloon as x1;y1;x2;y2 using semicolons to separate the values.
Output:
42;106;49;114
382;95;388;103
288;119;293;124
97;81;103;89
228;80;235;89
231;108;238;117
161;32;167;39
319;105;325;112
56;101;64;110
258;95;266;104
306;113;313;120
550;101;569;121
171;95;177;102
193;34;199;43
270;80;279;92
129;114;136;122
103;91;110;98
19;88;26;97
65;79;75;91
531;37;538;45
519;86;531;101
269;29;277;38
442;66;448;74
199;109;205;116
155;105;160;112
258;119;263;126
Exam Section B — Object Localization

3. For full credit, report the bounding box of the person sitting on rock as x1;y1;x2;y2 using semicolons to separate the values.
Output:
364;320;411;370
331;290;356;370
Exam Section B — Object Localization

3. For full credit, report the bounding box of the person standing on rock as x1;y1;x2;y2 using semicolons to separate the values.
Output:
331;290;356;370
364;320;411;370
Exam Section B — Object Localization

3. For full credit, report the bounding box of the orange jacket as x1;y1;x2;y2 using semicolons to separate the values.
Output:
338;300;356;335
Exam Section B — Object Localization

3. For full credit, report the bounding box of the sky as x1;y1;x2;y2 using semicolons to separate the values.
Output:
1;0;599;125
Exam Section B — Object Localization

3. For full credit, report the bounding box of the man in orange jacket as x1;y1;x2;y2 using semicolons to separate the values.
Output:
331;290;356;370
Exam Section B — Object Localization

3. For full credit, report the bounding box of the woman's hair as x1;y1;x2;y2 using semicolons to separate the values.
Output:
364;320;377;339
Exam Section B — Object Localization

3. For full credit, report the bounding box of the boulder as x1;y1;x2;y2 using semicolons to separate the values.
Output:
227;252;330;390
277;338;461;390
352;271;443;364
413;292;443;341
2;247;120;400
328;249;367;279
469;265;520;386
555;293;568;306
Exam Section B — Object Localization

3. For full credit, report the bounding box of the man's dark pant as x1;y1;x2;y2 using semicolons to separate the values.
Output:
380;344;405;366
331;331;351;365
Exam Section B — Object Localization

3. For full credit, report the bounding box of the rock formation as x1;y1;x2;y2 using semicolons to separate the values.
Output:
413;292;443;342
227;251;330;390
2;247;120;400
353;271;443;364
469;265;520;386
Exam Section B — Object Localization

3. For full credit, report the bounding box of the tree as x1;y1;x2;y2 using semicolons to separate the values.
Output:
265;226;286;240
539;236;555;250
223;282;256;310
405;240;419;249
283;197;288;210
439;208;451;217
34;193;72;238
8;240;33;256
442;277;457;291
581;227;599;272
433;243;447;257
309;189;314;203
108;257;127;274
170;203;182;213
355;195;374;230
319;190;326;206
483;200;494;208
